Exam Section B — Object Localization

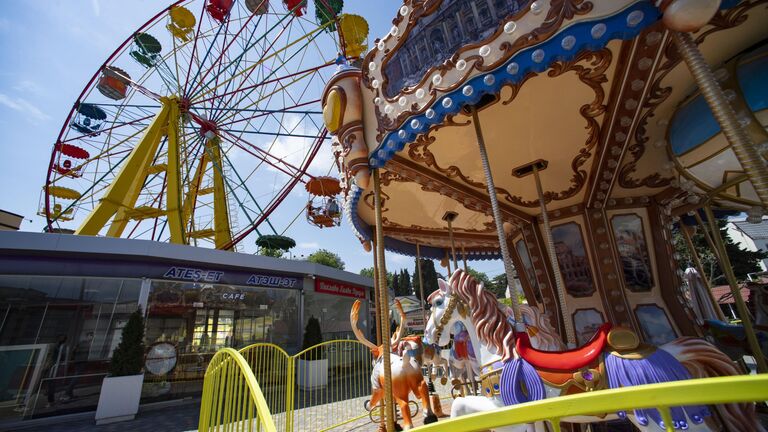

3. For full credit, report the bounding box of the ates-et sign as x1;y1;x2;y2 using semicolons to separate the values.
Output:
314;278;366;299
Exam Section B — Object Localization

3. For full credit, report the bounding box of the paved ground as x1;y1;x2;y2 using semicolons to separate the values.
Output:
8;401;201;432
9;396;453;432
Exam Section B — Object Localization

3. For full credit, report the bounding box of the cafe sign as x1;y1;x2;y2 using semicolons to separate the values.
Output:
315;278;366;299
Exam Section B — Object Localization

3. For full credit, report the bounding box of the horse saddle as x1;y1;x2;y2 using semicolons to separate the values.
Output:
516;323;612;371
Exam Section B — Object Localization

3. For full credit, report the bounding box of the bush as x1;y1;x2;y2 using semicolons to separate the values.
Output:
300;316;324;360
109;307;146;376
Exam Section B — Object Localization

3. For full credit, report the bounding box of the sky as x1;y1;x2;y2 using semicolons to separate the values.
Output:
0;0;506;279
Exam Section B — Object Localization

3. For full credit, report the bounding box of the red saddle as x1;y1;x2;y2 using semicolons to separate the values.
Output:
516;323;612;371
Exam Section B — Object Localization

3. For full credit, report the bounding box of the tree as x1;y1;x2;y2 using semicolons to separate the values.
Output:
258;247;284;258
673;220;768;285
360;267;395;290
399;269;412;296
308;249;345;270
392;273;401;297
413;258;440;302
488;273;510;299
300;316;324;360
110;307;146;376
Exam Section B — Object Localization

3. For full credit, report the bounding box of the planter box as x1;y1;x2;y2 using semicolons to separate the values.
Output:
296;358;328;390
95;374;144;425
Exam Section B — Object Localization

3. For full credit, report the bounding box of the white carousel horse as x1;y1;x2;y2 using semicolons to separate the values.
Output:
424;269;763;432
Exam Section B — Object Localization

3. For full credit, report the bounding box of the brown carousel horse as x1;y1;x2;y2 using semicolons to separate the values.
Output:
351;300;439;429
425;269;763;432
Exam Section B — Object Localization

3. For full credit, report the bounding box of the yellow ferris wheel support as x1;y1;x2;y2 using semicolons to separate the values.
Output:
76;97;231;247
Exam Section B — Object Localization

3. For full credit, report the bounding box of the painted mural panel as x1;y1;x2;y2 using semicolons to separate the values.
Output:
611;214;654;292
573;308;604;345
635;304;677;345
515;239;542;302
551;223;595;297
383;0;526;97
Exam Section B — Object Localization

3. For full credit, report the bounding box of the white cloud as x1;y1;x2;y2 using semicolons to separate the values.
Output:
13;80;44;96
298;242;320;249
0;93;50;124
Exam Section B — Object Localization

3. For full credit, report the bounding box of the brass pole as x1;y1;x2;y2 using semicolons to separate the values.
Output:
532;165;576;346
680;225;726;321
702;205;767;373
470;106;522;325
445;251;452;275
373;240;382;346
673;31;768;209
372;169;396;430
447;218;458;270
461;245;468;272
416;244;428;333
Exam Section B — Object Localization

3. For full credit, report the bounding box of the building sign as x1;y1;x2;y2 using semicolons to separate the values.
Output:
247;274;300;288
405;316;425;331
315;278;366;299
163;267;224;282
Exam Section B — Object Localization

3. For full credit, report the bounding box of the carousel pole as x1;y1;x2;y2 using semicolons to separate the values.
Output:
679;224;726;321
469;106;522;327
416;243;441;413
372;169;397;431
671;31;768;209
372;240;382;346
701;206;768;373
532;164;576;346
461;245;468;272
443;212;459;271
416;243;428;333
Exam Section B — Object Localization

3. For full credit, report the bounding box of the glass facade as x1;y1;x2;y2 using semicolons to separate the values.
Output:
142;280;300;403
0;275;304;422
0;275;141;421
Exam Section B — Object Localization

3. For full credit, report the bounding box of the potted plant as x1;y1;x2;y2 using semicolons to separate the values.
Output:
95;307;146;425
296;316;328;390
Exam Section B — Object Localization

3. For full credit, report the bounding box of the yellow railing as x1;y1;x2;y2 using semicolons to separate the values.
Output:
197;348;277;432
410;374;768;432
238;340;375;432
200;342;768;432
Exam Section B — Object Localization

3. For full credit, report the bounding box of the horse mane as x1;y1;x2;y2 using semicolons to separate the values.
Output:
450;270;515;361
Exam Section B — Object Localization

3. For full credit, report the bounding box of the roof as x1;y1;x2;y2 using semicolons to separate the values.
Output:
711;285;750;304
0;231;374;288
730;220;768;240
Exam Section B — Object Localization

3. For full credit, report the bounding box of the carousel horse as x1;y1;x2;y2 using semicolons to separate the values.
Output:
424;269;763;432
422;342;449;385
448;322;482;396
351;300;438;429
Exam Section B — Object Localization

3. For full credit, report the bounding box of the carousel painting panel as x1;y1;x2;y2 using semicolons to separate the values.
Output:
572;308;605;345
382;0;527;97
551;222;595;298
610;214;653;292
515;239;542;302
634;304;677;345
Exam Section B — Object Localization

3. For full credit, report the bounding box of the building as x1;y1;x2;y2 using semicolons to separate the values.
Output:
726;219;768;271
0;210;23;231
0;232;372;425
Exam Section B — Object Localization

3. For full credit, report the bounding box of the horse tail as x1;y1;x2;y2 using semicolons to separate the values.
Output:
662;337;765;432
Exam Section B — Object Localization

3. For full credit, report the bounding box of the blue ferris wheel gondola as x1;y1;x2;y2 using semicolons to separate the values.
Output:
70;103;108;136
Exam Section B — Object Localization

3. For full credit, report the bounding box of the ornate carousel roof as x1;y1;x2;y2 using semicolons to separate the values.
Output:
329;0;767;260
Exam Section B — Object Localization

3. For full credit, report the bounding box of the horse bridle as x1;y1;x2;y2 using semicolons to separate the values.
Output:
433;293;464;344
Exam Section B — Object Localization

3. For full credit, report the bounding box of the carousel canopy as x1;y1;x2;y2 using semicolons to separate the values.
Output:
332;0;766;260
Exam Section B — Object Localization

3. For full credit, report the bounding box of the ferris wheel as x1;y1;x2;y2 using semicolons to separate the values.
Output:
41;0;369;251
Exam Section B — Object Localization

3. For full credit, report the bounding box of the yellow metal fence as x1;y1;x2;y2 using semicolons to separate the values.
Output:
197;348;277;432
200;343;768;432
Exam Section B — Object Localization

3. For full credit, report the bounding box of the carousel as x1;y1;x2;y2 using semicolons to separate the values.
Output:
322;0;768;430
